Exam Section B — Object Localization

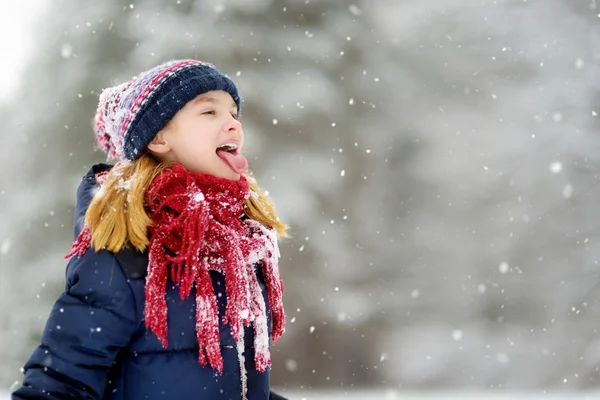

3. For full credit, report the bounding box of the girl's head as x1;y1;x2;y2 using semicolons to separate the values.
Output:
85;59;287;252
95;59;245;180
148;89;246;181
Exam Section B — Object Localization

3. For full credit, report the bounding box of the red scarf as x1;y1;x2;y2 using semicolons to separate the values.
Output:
67;164;285;375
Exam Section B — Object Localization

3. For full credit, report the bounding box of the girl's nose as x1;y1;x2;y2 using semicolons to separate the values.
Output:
223;115;242;132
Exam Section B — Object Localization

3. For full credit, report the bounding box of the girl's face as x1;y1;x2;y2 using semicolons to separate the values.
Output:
149;90;247;180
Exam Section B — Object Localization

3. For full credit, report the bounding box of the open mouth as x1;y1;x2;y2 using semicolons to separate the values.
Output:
216;143;239;154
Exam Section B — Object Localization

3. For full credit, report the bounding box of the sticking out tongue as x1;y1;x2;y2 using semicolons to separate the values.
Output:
216;150;248;174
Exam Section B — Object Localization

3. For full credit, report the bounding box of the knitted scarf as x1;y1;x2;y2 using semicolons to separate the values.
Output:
67;164;285;377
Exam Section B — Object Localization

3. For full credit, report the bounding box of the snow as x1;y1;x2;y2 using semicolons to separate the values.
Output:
549;161;563;174
280;393;600;400
193;191;205;203
5;390;600;399
562;184;574;199
0;239;10;255
451;329;463;341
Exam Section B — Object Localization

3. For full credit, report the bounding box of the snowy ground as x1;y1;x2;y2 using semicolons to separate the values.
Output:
279;391;600;400
5;390;600;399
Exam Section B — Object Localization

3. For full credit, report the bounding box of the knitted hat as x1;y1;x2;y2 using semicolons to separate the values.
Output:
94;59;241;161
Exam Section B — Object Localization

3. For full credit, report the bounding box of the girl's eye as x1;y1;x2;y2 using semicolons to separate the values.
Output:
231;113;239;120
202;110;216;115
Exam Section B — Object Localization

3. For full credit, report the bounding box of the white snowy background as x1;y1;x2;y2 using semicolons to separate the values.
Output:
1;0;600;399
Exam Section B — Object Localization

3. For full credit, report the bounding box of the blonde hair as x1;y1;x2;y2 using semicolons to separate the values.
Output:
85;154;288;253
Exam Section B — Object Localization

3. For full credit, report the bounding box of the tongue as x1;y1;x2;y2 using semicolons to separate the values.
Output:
216;150;248;174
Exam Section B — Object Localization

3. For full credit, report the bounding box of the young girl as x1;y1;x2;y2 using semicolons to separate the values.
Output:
12;59;288;400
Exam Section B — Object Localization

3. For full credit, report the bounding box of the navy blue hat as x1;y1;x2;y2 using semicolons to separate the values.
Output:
94;59;241;161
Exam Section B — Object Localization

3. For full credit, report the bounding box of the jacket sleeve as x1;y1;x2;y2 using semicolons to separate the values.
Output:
12;249;138;400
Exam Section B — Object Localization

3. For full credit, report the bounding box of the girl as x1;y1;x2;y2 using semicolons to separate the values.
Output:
12;59;288;400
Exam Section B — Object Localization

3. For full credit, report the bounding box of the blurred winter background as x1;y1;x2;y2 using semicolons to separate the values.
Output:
1;0;600;398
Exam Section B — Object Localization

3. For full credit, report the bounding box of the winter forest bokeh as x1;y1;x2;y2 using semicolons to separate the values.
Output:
1;0;600;396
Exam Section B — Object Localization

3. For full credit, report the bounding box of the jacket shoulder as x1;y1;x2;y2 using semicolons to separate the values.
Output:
67;245;148;284
65;248;137;313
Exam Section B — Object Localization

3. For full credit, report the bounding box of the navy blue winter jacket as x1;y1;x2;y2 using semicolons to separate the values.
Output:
12;164;287;400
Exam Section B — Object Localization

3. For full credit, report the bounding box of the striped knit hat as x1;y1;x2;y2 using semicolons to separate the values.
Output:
94;59;241;161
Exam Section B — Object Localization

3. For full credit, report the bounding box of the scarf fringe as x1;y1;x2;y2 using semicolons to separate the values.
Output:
145;238;170;347
248;262;270;372
245;220;286;342
222;230;252;339
65;226;92;259
195;261;222;372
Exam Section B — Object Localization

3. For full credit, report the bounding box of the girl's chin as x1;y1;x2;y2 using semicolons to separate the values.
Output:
183;163;241;180
223;171;242;181
210;167;241;181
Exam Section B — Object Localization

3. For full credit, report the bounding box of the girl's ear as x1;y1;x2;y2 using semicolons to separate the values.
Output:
147;130;171;155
